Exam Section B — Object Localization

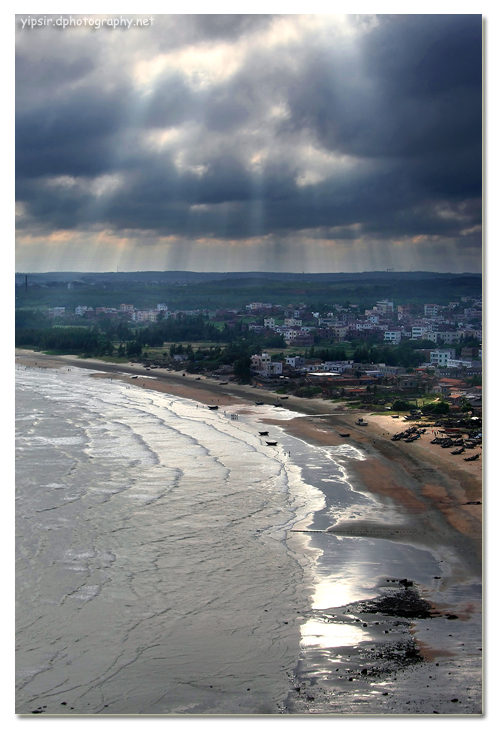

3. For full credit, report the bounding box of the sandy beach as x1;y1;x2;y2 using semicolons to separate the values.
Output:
15;349;483;713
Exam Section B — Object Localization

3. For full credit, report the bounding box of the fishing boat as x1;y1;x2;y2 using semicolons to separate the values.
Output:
280;396;289;400
464;453;480;461
451;447;465;455
208;405;219;410
259;431;269;436
339;433;350;437
266;441;278;446
255;401;264;405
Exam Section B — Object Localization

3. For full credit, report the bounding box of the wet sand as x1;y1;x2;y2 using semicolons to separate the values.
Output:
15;349;483;714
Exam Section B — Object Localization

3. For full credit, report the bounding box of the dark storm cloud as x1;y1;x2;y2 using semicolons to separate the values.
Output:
284;15;481;159
16;87;130;178
15;14;482;255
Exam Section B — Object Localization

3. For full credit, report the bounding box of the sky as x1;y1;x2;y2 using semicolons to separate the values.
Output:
15;9;483;274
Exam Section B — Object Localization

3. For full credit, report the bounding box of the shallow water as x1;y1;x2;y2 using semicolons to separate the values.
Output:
15;366;481;715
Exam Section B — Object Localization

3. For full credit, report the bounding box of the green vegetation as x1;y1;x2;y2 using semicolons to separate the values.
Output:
15;274;482;312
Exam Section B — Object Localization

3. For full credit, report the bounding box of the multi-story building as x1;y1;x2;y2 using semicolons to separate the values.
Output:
411;325;430;339
384;330;402;344
424;304;442;317
132;310;159;323
376;300;394;314
251;352;283;376
285;356;305;368
430;349;456;367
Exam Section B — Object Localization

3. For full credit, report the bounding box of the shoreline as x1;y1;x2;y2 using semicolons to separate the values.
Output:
15;348;482;576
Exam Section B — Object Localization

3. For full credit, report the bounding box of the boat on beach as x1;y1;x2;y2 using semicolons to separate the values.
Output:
208;405;219;410
265;441;278;446
259;431;269;436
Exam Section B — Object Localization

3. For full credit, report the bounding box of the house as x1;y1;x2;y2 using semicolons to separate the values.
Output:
285;355;305;368
250;352;283;376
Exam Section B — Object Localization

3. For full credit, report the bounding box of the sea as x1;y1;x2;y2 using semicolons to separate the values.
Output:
15;364;480;715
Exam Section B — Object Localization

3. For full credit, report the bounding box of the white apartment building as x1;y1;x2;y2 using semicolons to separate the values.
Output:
411;325;430;339
119;304;135;312
264;318;276;329
430;349;456;367
284;318;302;327
384;330;402;344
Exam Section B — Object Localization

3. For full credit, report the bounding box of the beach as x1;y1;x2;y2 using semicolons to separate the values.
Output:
15;349;482;714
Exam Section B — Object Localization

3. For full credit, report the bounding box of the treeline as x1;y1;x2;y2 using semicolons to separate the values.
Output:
132;315;286;348
15;327;116;356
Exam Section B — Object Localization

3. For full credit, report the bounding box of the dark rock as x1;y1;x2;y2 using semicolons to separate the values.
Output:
451;698;459;703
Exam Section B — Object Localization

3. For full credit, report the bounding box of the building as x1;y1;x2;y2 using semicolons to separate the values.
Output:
446;358;473;369
411;325;430;339
322;360;355;373
250;352;283;376
424;304;442;317
285;355;305;368
430;349;456;367
132;310;159;323
384;329;402;344
376;300;394;314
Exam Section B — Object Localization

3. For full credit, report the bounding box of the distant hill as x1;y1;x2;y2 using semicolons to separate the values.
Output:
15;270;482;285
